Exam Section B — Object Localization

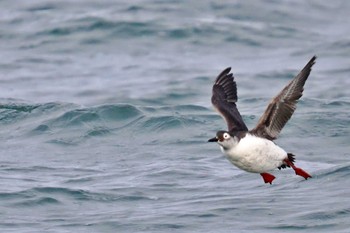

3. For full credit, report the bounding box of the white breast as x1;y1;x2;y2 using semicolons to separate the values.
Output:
222;134;288;173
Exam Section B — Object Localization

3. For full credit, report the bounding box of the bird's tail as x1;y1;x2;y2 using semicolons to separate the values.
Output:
287;153;295;164
278;153;295;170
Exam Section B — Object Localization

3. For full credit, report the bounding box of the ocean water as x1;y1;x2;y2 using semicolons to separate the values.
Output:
1;0;350;232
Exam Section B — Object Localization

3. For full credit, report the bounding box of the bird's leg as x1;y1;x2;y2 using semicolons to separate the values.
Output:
260;173;275;184
284;159;312;180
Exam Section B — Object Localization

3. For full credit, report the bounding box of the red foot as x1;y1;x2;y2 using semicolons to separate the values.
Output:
284;159;312;180
294;168;312;180
260;173;276;184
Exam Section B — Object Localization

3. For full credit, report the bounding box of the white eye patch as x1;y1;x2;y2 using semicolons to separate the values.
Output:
223;133;230;139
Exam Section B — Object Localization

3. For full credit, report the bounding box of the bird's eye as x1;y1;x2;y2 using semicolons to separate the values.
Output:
223;133;230;139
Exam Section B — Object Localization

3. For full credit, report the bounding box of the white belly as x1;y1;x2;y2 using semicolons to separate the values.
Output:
222;134;287;173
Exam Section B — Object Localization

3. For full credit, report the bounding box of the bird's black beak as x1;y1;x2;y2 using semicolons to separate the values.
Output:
208;137;218;142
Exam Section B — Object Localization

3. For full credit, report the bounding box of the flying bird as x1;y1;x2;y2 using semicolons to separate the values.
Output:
208;56;316;184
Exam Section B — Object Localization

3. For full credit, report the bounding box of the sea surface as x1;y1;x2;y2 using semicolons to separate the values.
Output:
1;1;350;232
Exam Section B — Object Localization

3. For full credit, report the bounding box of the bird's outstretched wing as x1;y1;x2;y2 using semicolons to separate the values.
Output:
250;56;316;140
211;67;248;132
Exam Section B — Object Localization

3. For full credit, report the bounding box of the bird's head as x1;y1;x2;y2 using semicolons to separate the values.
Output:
208;131;235;149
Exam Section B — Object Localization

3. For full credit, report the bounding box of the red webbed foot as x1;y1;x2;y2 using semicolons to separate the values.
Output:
284;158;312;180
294;168;312;180
260;173;276;184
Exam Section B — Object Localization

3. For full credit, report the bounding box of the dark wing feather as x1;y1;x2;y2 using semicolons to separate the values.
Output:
211;67;248;132
250;56;316;140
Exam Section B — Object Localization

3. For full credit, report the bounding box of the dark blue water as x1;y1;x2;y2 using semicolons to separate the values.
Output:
1;1;350;232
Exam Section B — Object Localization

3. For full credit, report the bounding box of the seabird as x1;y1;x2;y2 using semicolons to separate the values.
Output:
208;56;316;184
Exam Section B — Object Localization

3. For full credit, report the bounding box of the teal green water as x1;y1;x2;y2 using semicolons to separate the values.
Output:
1;1;350;232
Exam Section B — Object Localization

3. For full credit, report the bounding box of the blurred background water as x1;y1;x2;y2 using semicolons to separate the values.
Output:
0;0;350;232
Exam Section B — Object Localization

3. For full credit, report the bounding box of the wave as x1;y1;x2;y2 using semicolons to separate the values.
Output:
45;104;143;127
0;185;159;208
12;197;61;207
315;163;350;179
0;100;215;145
28;14;271;47
34;18;158;39
3;98;346;146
